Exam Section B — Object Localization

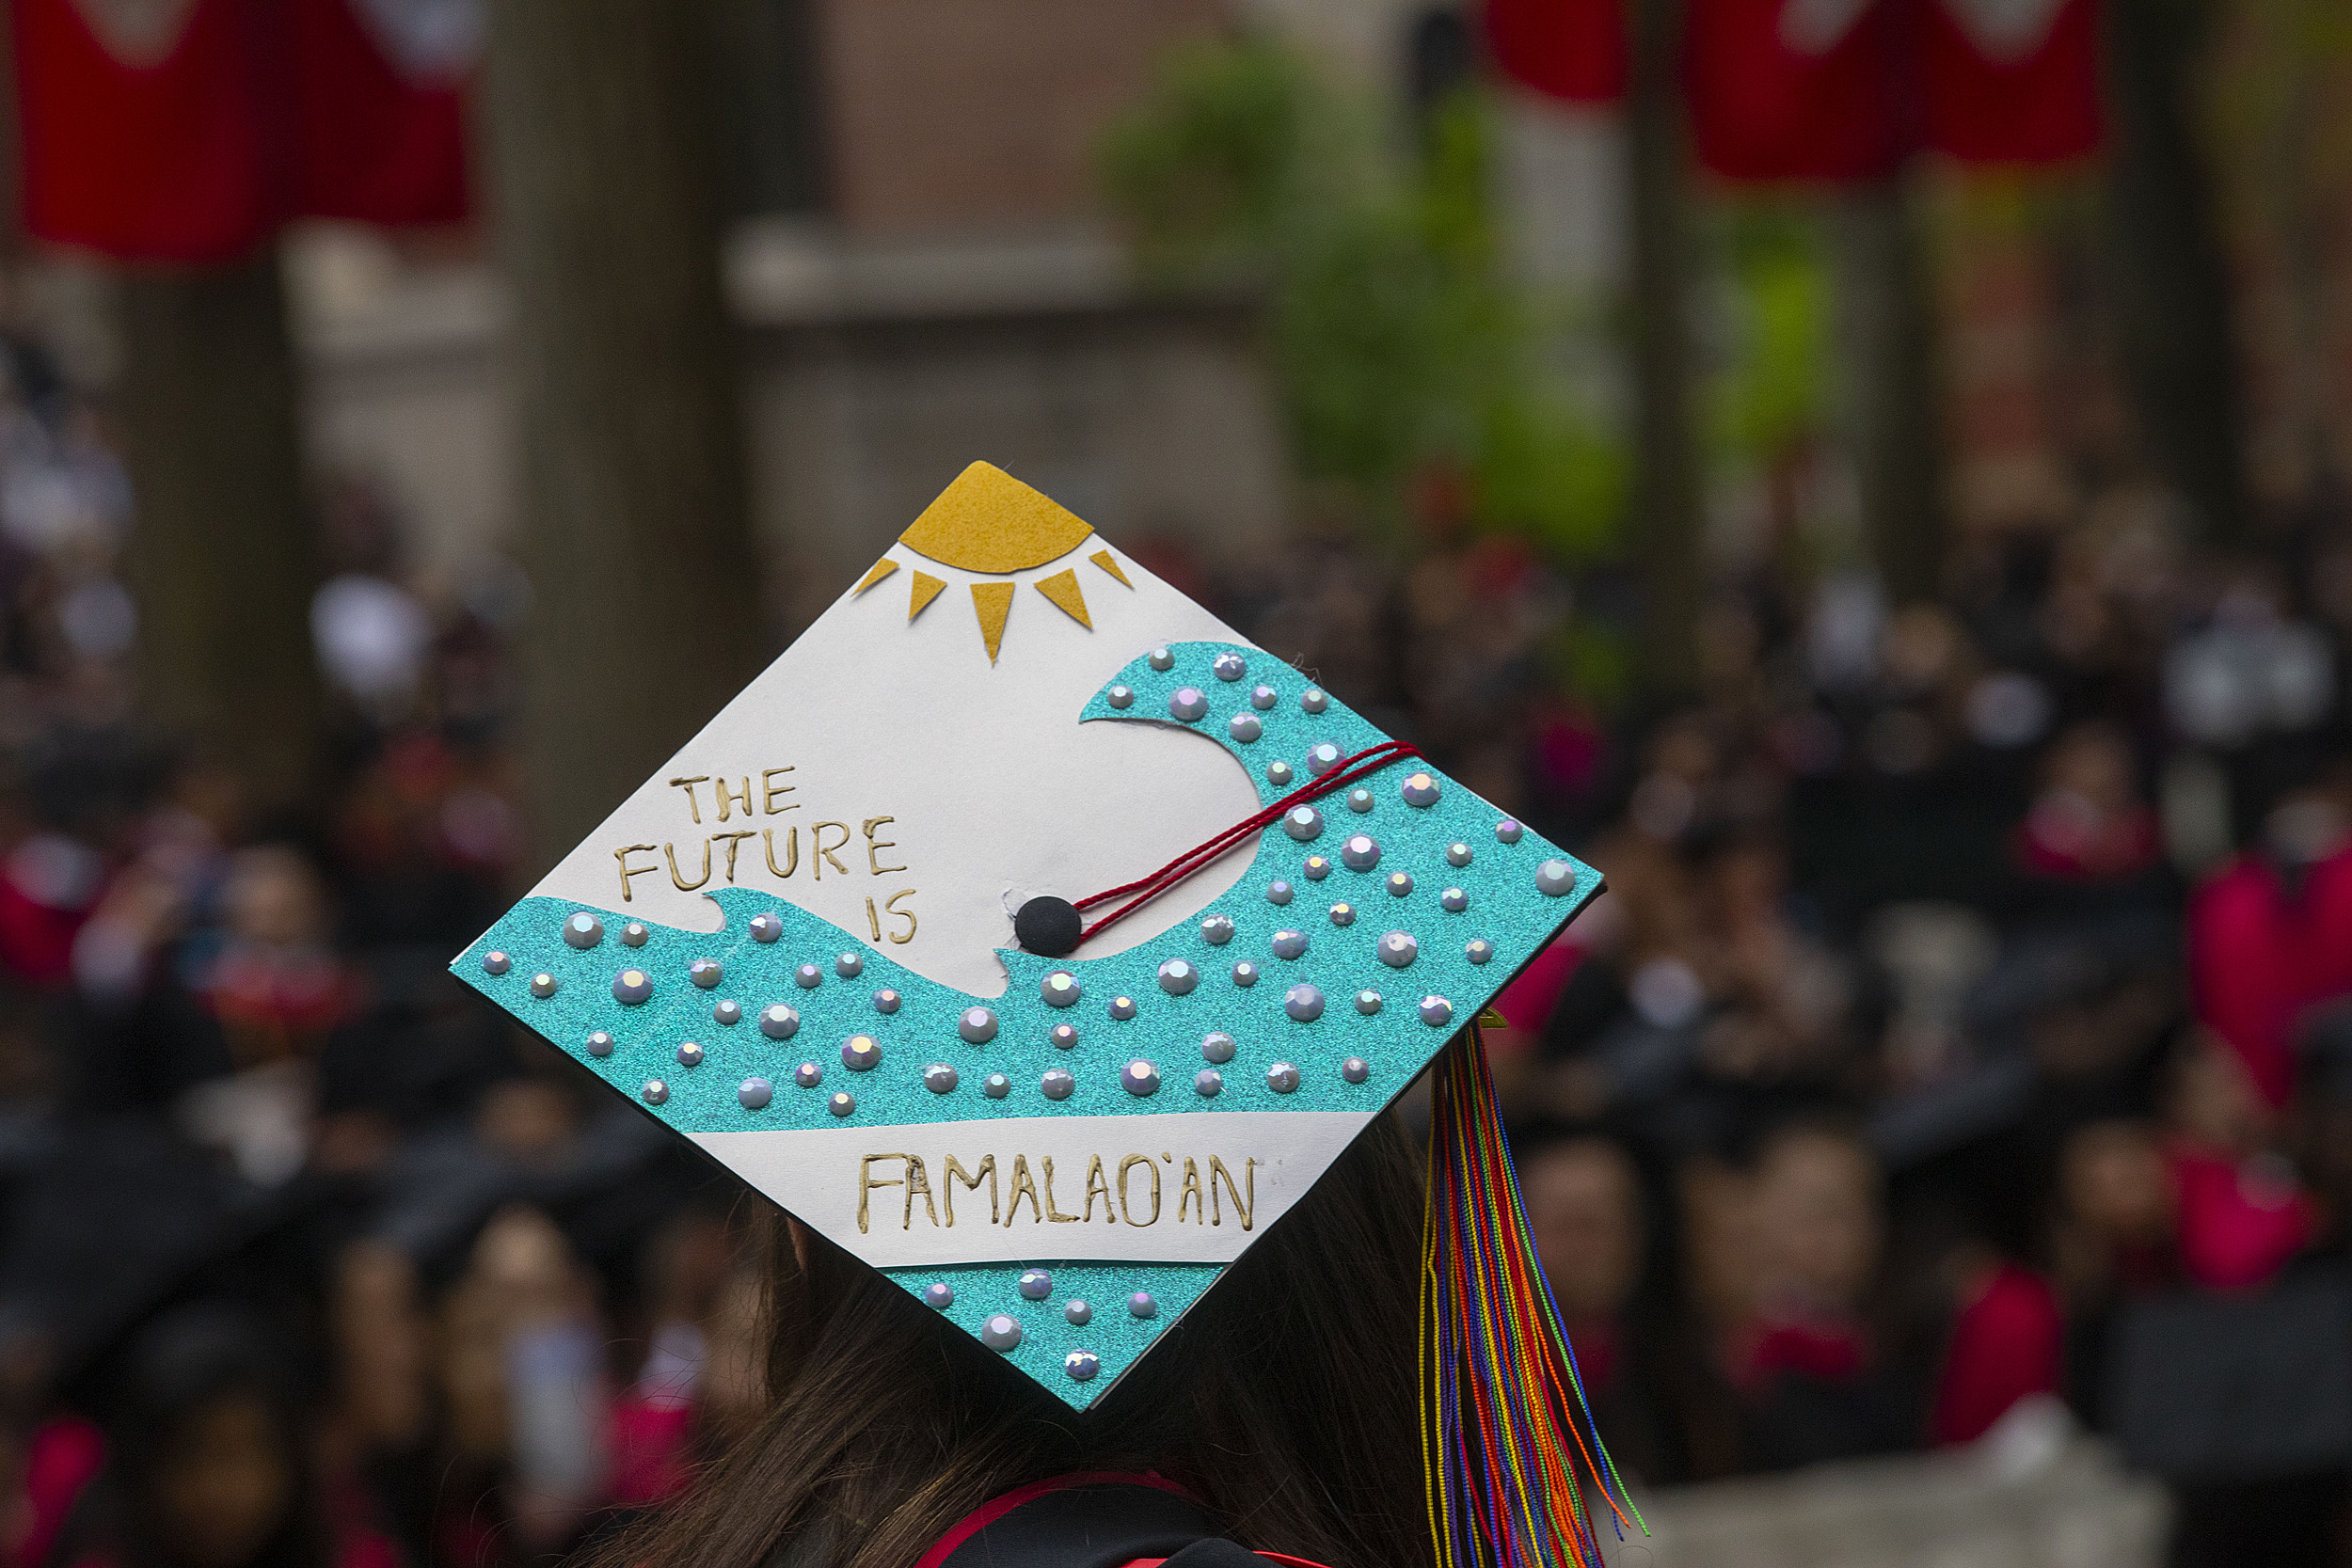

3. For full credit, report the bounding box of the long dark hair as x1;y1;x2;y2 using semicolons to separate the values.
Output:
604;1111;1434;1568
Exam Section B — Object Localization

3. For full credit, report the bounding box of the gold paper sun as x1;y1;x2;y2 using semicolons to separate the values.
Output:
850;462;1134;661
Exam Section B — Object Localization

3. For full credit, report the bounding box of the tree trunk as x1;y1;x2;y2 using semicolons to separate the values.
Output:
2103;0;2245;548
117;257;322;812
482;0;763;868
1625;0;1701;700
1830;180;1946;605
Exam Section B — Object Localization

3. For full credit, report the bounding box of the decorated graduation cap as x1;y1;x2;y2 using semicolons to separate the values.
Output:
456;463;1644;1568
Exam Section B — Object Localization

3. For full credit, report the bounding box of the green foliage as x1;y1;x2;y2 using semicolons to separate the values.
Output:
1708;203;1829;468
1100;40;1623;563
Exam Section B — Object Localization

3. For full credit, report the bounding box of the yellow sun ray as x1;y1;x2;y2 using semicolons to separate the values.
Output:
899;462;1093;574
1089;548;1133;589
852;557;899;594
1033;568;1091;628
908;571;946;621
971;582;1015;662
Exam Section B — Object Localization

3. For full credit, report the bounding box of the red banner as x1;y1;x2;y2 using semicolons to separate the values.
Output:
1484;0;1627;104
14;0;276;262
1684;0;1914;182
1922;0;2100;166
14;0;472;263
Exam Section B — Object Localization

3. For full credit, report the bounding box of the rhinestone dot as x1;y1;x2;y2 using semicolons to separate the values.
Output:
1440;887;1469;912
1121;1060;1162;1097
1420;996;1455;1027
795;962;823;989
842;1036;882;1070
981;1314;1023;1351
923;1282;954;1309
1213;652;1248;682
1266;1063;1301;1094
1343;1056;1371;1084
835;952;864;978
873;989;902;1014
1284;806;1324;841
612;968;653;1005
1402;771;1442;807
690;958;724;989
1497;819;1525;845
827;1091;855;1117
760;1005;801;1039
1267;761;1295;786
1200;913;1235;945
1201;1031;1237;1064
1536;859;1579;896
1158;959;1199;996
1387;872;1415;898
1041;1069;1076;1101
793;1062;822;1088
1229;714;1263;743
1329;901;1357;927
563;912;603;949
1356;990;1382;1015
1284;984;1325;1022
1148;646;1175;672
1306;740;1343;775
1065;1352;1100;1383
1251;685;1279;710
923;1063;959;1094
1065;1299;1093;1325
1168;687;1209;722
620;922;650;947
482;951;511;976
1106;684;1135;709
1270;928;1310;960
1301;689;1329;714
959;1006;999;1044
1446;842;1474;868
530;972;558;999
1341;833;1381;871
1050;1022;1079;1049
585;1031;614;1058
983;1072;1012;1099
1195;1069;1224;1097
739;1076;772;1109
1019;1269;1054;1300
1232;961;1260;987
713;999;742;1025
642;1079;669;1105
1303;855;1331;880
1130;1291;1158;1319
1465;939;1495;964
1379;931;1420;968
1110;995;1139;1022
1041;972;1082;1008
675;1041;704;1068
1346;786;1375;813
749;912;783;943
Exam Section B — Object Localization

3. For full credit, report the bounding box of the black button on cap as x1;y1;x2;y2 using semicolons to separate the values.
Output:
1015;896;1083;957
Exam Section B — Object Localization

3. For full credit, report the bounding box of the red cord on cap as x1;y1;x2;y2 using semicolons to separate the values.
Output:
1070;739;1424;947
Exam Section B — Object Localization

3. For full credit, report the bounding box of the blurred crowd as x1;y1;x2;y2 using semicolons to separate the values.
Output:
0;324;2345;1568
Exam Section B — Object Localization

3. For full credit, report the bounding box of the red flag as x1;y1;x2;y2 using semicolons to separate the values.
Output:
1683;0;1915;182
1922;0;2100;165
1484;0;1627;104
13;0;277;262
287;0;473;224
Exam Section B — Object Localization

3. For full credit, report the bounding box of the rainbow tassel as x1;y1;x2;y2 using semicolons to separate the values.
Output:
1421;1022;1646;1568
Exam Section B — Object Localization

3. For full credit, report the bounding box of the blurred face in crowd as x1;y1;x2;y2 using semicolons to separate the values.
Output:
151;1392;292;1568
334;1241;430;1450
2169;1032;2272;1151
2060;1121;2173;1251
2039;723;2138;818
223;846;328;950
1751;1131;1881;1316
1522;1140;1642;1321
